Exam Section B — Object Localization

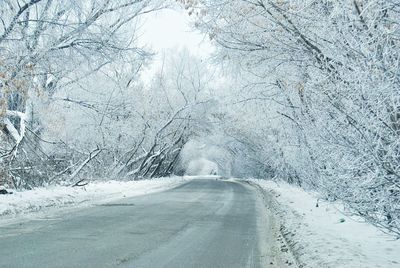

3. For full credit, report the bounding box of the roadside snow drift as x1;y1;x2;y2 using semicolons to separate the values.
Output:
251;179;400;268
0;177;188;219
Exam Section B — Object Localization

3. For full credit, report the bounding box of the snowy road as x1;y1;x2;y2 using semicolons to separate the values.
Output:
0;179;278;268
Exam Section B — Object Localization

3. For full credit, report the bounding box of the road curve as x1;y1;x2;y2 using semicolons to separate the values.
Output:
0;179;268;268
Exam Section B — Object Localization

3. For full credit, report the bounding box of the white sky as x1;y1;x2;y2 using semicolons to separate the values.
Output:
138;8;214;84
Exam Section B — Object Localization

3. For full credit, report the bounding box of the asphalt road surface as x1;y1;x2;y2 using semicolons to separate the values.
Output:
0;179;278;268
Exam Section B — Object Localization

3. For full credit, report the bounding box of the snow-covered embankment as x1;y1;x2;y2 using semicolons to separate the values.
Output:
250;179;400;268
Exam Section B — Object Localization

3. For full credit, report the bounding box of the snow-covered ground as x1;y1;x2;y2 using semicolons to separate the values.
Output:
0;177;189;222
250;179;400;268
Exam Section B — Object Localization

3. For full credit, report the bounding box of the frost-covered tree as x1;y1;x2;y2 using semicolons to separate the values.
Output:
184;0;400;235
122;49;218;178
0;0;163;187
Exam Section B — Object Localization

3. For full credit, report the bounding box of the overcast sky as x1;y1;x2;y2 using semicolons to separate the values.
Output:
138;8;214;84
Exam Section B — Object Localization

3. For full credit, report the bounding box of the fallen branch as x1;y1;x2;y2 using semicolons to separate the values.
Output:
72;179;89;187
70;148;102;180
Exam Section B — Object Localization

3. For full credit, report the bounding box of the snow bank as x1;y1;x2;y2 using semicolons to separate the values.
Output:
250;179;400;268
0;177;188;220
